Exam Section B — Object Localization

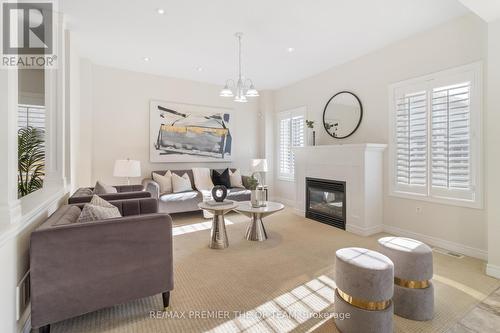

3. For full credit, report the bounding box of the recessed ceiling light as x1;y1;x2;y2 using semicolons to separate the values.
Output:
157;8;165;15
196;66;203;72
143;57;150;62
287;47;295;53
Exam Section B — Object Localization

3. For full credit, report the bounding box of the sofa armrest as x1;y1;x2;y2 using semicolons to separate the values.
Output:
115;184;144;193
30;213;173;328
68;191;150;204
143;178;160;199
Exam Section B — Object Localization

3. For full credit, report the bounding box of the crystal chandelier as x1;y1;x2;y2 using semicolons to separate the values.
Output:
220;32;259;103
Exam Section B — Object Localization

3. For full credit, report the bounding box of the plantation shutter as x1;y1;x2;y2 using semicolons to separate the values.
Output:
279;117;292;176
18;105;45;130
431;82;472;197
395;90;427;193
278;109;305;180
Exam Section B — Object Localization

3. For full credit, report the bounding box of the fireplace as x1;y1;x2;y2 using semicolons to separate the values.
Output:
305;178;346;230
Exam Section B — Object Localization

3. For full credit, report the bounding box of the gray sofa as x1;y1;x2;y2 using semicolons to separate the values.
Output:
142;169;251;214
30;198;173;333
68;184;150;204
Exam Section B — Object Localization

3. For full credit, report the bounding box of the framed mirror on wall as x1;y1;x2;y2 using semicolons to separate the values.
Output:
323;91;363;139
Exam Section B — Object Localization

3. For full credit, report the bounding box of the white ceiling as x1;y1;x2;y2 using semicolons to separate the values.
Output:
62;0;469;89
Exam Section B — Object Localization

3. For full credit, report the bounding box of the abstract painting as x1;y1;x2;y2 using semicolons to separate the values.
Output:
150;100;233;162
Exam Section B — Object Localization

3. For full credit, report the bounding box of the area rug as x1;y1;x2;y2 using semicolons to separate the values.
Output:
51;208;500;333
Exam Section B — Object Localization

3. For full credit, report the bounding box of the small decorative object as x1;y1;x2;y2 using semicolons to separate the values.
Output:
211;185;228;202
113;158;141;185
323;91;363;139
256;185;267;207
306;120;316;146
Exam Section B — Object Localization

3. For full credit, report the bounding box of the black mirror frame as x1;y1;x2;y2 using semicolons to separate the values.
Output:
322;91;363;139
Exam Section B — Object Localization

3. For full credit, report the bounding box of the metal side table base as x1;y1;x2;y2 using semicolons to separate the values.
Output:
245;214;268;241
210;213;229;249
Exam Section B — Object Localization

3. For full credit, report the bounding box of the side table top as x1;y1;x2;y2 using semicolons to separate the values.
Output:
198;201;239;212
235;201;285;214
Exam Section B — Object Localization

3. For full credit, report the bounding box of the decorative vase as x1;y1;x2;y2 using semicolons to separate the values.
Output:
308;129;316;146
251;190;259;207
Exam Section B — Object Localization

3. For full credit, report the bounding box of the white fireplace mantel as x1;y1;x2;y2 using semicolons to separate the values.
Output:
293;143;387;236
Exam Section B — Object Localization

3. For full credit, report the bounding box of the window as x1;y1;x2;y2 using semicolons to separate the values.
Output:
18;104;46;130
278;107;305;180
389;63;482;208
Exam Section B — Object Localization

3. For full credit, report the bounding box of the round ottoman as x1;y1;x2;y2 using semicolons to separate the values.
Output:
378;237;434;321
334;247;394;333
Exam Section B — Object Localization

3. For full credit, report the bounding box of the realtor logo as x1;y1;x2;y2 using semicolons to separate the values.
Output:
1;1;57;68
2;2;52;54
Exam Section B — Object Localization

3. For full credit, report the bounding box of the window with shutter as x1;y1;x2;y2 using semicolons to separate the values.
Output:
389;63;482;208
18;104;46;130
278;107;306;180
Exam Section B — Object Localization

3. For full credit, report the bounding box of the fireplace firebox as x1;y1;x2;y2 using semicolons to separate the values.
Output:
305;178;346;230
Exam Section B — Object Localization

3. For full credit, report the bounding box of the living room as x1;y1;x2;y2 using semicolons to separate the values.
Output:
1;1;500;332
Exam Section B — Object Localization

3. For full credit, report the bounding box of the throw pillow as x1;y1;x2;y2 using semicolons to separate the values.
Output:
229;169;244;188
73;188;93;197
77;195;121;223
192;167;214;191
54;206;82;225
172;173;193;193
153;170;173;194
93;181;118;195
212;168;231;188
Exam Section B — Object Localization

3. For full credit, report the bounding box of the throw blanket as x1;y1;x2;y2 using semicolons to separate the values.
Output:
192;168;214;218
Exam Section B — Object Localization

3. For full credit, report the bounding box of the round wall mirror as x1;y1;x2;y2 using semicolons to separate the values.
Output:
323;91;363;139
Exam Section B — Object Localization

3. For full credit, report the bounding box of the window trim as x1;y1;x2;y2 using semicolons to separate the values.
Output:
277;106;306;182
388;62;483;209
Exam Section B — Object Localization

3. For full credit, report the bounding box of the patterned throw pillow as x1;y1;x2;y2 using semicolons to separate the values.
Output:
77;195;121;223
172;173;193;193
93;181;118;194
153;170;173;194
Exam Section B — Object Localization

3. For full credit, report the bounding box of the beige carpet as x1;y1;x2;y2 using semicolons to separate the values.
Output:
52;208;500;333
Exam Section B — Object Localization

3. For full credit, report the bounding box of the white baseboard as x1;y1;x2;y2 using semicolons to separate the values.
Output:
347;224;384;237
383;225;487;260
486;264;500;279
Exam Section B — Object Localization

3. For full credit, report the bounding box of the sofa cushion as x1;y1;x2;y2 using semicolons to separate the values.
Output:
229;169;243;188
227;187;251;201
53;206;82;226
78;195;122;223
172;173;193;193
212;168;231;188
153;170;173;194
93;181;117;195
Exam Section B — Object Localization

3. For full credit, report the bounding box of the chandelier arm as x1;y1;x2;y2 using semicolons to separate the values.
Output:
238;34;242;81
225;79;236;89
244;78;254;88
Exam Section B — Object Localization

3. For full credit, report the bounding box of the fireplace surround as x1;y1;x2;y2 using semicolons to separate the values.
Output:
306;177;346;230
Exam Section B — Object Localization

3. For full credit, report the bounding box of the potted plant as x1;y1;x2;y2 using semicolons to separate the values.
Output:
306;120;316;146
18;127;45;198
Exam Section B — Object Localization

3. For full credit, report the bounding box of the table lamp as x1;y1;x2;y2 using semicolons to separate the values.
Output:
113;159;141;185
251;159;268;185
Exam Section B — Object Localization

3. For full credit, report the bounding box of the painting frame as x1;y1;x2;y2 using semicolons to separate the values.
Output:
150;100;234;163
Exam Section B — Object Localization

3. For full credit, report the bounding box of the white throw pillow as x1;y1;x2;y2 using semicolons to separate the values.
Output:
192;167;214;191
229;169;243;188
172;173;193;193
153;170;172;194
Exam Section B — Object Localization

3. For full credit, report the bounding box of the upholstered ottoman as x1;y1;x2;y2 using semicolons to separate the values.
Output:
378;237;434;321
334;247;394;333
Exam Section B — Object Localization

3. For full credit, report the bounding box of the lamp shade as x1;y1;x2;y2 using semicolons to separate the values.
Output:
113;159;141;178
251;159;268;173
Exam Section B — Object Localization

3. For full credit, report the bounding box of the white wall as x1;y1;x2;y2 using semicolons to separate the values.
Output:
486;19;500;277
273;14;488;257
79;64;261;186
